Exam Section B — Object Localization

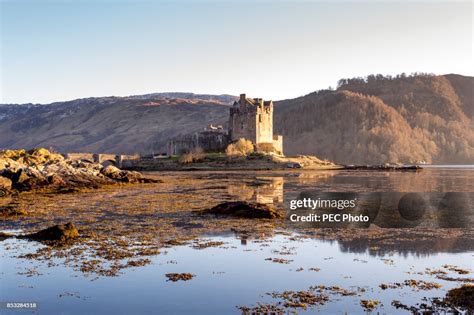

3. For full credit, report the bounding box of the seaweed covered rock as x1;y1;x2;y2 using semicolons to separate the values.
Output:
101;165;122;178
165;273;195;282
0;176;12;196
444;284;474;311
0;176;12;189
360;300;381;311
0;148;159;193
203;201;283;219
0;231;13;241
0;148;64;169
101;165;159;183
2;168;49;191
22;223;80;243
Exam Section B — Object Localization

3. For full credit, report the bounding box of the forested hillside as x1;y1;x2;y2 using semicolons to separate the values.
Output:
275;74;473;164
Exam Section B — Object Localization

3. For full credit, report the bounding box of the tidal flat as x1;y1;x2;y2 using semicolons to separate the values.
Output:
1;168;473;314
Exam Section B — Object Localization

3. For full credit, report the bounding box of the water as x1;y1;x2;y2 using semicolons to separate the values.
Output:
1;235;473;314
1;168;473;314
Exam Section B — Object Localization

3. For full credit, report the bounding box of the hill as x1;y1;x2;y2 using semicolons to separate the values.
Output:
0;93;235;154
274;74;473;164
1;74;472;164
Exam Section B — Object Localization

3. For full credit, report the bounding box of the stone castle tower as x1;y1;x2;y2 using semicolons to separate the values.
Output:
229;94;283;154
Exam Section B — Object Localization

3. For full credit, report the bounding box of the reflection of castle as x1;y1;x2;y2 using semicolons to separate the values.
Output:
167;94;283;155
255;177;284;204
227;177;284;205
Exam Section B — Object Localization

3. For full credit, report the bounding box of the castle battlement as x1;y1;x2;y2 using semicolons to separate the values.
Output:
235;94;272;110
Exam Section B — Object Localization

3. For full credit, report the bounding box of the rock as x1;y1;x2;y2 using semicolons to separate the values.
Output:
203;201;283;219
0;189;7;198
0;148;159;193
7;168;29;184
122;170;160;183
101;165;122;178
360;300;381;311
23;223;80;243
44;161;114;188
47;173;66;186
6;168;48;191
0;231;14;241
0;159;7;171
101;165;138;182
1;149;26;159
26;148;64;165
17;169;31;184
444;284;474;311
0;176;12;190
1;148;63;167
165;273;195;282
101;165;160;184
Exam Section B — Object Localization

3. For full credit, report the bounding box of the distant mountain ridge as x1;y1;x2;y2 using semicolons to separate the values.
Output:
0;93;236;154
1;74;472;164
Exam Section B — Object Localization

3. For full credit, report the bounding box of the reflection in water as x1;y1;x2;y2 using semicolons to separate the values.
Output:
289;191;474;229
1;233;473;315
226;177;284;204
295;171;337;184
2;169;474;257
218;169;474;230
336;234;474;257
255;177;284;204
215;169;474;255
1;168;474;314
439;192;473;228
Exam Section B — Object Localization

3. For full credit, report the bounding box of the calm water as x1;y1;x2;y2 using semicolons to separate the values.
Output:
1;168;473;314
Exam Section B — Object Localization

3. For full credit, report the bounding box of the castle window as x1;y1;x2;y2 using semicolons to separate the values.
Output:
259;114;262;123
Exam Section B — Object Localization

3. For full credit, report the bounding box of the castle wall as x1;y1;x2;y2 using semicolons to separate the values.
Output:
256;106;273;144
167;131;228;156
229;94;273;144
167;136;196;156
255;135;283;155
229;103;257;143
272;135;283;155
196;131;228;152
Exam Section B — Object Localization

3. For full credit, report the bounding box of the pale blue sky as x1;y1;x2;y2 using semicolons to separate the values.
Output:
1;0;472;104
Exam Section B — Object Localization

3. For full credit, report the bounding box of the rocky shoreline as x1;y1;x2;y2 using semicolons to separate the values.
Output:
0;148;159;196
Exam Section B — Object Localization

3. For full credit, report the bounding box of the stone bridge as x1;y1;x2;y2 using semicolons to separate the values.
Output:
63;153;140;168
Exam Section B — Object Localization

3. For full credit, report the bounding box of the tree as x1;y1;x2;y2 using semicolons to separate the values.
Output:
226;138;254;157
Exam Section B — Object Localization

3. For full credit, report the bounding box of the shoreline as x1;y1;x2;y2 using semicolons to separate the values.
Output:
125;163;422;172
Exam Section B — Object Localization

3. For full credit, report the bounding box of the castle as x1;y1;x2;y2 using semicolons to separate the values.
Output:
229;94;283;154
167;94;283;156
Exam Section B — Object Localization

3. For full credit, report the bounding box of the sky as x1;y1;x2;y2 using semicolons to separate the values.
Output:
0;0;473;104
